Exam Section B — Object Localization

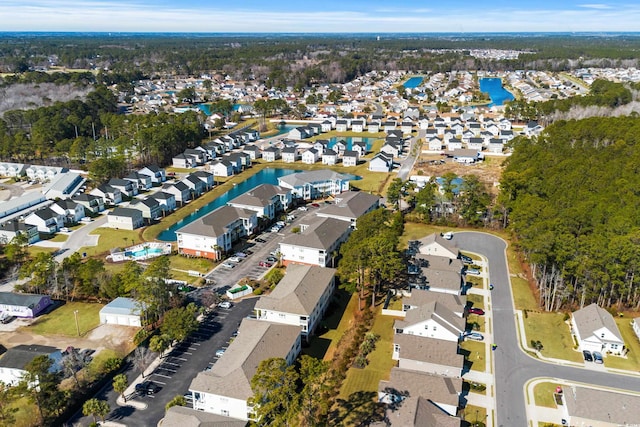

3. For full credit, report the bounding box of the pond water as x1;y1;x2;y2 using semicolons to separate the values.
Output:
403;76;424;89
479;78;515;106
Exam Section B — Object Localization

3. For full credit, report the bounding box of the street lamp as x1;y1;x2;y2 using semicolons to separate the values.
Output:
74;310;80;336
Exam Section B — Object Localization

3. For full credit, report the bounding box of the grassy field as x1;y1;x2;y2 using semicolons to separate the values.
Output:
10;396;39;427
27;245;57;257
312;291;359;361
169;254;215;273
467;293;485;310
533;381;560;408
467;313;486;333
80;228;143;257
604;318;640;370
398;222;448;248
339;309;397;398
522;311;582;363
506;246;539;311
25;302;103;337
461;340;486;372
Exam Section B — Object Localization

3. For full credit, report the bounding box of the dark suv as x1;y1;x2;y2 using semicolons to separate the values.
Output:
135;381;160;395
582;350;593;362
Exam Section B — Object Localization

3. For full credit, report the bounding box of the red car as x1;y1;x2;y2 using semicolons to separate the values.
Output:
311;203;320;208
259;261;273;268
468;307;485;316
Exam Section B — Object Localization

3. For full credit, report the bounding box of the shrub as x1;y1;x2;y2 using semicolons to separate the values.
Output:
134;328;151;345
253;288;263;295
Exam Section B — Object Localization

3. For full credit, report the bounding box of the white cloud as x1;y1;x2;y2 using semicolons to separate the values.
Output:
579;3;613;9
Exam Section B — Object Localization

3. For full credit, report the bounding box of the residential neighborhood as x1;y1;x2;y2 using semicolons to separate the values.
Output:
1;36;640;427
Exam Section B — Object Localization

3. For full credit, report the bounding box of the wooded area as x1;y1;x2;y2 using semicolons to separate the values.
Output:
500;115;640;310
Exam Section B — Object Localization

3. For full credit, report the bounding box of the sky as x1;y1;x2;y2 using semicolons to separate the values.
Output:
1;0;638;33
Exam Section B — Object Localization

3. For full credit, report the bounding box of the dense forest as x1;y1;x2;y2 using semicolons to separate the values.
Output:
3;34;640;88
500;116;640;311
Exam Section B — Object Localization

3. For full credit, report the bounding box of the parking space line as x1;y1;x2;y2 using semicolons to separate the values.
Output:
154;373;172;379
150;380;166;385
163;361;180;367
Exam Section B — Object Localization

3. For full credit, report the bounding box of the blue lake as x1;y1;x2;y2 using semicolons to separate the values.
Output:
403;76;424;89
479;78;514;106
157;168;299;241
327;137;372;151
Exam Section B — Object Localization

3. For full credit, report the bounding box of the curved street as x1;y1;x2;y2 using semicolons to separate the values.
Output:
454;231;640;426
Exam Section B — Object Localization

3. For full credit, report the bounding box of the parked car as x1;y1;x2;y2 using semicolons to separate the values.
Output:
583;350;593;362
464;332;484;341
183;393;194;402
468;307;485;316
266;256;278;263
270;250;280;257
135;381;160;395
0;313;15;324
221;262;236;269
311;203;320;208
593;351;604;364
235;252;247;258
228;256;242;263
255;237;266;243
271;227;281;232
215;348;226;358
460;254;473;264
442;231;453;240
297;206;308;211
466;268;481;275
259;261;273;268
218;301;232;309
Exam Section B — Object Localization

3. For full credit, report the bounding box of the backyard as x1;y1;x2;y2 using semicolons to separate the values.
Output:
25;301;103;337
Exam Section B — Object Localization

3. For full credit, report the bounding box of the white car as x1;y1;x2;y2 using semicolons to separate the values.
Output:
218;301;232;309
297;206;308;211
228;256;242;263
442;232;453;240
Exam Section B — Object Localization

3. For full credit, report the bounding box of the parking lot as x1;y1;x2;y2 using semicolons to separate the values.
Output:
112;298;257;426
204;204;319;289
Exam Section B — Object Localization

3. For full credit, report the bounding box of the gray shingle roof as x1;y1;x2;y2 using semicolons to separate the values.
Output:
0;292;49;308
176;205;254;238
573;303;623;342
277;169;349;188
0;344;58;370
316;191;380;221
403;289;466;313
563;385;640;425
163;406;247;427
189;319;301;400
394;334;463;368
396;301;465;336
281;217;351;251
255;265;335;315
228;184;288;209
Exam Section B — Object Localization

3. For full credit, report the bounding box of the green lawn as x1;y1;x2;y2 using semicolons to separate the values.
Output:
81;228;142;257
314;291;360;361
169;254;215;273
522;312;582;363
340;308;397;398
10;396;39;427
46;233;68;243
467;293;485;310
467;314;486;333
461;340;487;372
462;405;488;426
26;302;103;337
604;318;640;370
533;381;560;408
27;245;57;257
399;222;449;248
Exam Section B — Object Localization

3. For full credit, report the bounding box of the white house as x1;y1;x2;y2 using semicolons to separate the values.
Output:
172;153;197;169
254;265;336;338
227;184;292;220
0;221;39;244
99;297;142;327
149;191;177;214
279;217;352;267
402;289;466;318
106;207;145;230
428;137;443;151
394;301;465;342
24;207;64;234
368;153;393;172
633;317;640;340
138;165;166;184
301;148;320;164
571;303;624;355
418;233;458;259
210;160;235;177
281;147;299;163
262;146;281;162
176;206;258;260
342;150;359;167
189;320;302;421
321;149;338;165
162;181;191;205
50;199;85;225
277;169;350;201
0;162;27;178
72;194;105;214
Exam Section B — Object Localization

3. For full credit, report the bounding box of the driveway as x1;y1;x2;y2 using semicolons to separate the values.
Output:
453;232;640;426
55;215;107;262
396;128;425;180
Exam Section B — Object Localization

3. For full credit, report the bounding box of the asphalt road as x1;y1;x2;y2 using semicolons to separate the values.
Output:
396;128;425;181
454;232;640;427
66;299;257;427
